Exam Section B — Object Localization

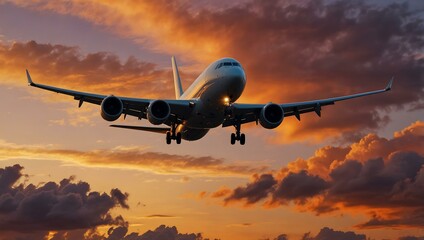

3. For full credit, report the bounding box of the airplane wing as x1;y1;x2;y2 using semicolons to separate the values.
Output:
222;78;393;127
26;70;194;125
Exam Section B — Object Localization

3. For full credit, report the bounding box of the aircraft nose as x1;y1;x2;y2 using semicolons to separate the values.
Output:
227;67;246;85
223;67;246;102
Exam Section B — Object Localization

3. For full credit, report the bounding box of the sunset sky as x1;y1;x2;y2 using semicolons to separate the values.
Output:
0;0;423;239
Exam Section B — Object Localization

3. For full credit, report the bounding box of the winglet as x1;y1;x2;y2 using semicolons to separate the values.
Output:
26;69;35;86
385;76;394;91
171;56;184;99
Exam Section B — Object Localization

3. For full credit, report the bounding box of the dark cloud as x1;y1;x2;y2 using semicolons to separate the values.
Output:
398;237;424;240
111;188;130;209
224;174;277;205
308;227;366;240
134;225;201;240
275;234;288;240
0;166;221;240
5;224;203;240
0;164;129;233
272;170;329;203
270;227;365;240
212;121;424;228
224;171;329;206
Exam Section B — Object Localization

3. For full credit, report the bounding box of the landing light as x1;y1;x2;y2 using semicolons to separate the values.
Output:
224;97;230;103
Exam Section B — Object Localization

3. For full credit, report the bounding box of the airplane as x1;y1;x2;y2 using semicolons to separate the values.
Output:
26;57;393;145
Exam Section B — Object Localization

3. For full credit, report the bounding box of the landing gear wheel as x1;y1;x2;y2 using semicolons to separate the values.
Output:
166;131;172;144
231;133;236;145
240;133;245;145
176;132;182;144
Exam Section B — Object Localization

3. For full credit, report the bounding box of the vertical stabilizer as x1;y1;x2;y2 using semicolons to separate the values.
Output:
172;56;184;99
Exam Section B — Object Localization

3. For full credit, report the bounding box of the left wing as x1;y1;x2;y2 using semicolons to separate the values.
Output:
223;78;393;127
26;70;193;124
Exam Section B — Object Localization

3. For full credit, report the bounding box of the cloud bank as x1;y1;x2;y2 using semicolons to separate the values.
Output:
0;143;267;176
0;164;128;235
211;121;424;228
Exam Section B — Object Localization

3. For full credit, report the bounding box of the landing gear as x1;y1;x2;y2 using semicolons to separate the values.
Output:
230;122;246;145
240;133;245;145
166;124;182;145
231;133;236;145
166;131;172;144
176;132;182;144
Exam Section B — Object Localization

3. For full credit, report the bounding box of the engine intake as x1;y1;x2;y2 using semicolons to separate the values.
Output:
147;100;171;125
259;103;284;129
101;95;123;121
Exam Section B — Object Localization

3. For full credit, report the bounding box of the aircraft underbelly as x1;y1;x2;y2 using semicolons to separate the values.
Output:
185;92;230;128
177;125;209;141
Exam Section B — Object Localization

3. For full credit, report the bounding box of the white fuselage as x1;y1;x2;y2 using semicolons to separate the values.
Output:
176;58;246;140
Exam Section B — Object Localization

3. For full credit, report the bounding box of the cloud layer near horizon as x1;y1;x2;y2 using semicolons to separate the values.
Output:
2;0;423;143
1;164;423;240
209;121;424;229
0;142;267;176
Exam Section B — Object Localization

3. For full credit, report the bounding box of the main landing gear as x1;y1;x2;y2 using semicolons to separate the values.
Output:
166;123;182;145
230;122;245;145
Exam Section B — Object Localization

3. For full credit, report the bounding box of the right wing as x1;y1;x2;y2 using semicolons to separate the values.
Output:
223;78;393;127
26;70;194;125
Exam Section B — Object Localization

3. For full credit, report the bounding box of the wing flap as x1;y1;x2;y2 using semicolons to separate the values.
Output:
110;125;170;133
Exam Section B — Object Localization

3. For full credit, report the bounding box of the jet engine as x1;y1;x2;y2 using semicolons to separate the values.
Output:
147;100;171;125
259;103;284;129
100;95;123;121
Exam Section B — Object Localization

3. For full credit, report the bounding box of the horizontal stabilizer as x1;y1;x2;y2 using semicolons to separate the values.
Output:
110;125;170;134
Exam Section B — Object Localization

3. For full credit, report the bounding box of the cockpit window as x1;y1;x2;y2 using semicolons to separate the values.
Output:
216;61;241;69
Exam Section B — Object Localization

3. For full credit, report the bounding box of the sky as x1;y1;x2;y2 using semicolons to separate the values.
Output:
0;0;423;239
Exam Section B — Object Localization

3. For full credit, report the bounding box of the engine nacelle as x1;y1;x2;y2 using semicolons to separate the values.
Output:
259;103;284;129
101;95;123;121
147;100;171;125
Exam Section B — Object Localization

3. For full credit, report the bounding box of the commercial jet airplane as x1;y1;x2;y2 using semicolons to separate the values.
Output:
26;57;393;145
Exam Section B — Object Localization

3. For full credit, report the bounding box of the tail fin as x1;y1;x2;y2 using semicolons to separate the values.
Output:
172;56;184;99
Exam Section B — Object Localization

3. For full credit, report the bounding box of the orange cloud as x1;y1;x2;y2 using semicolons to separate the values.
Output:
210;121;424;229
0;40;175;99
0;140;267;177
